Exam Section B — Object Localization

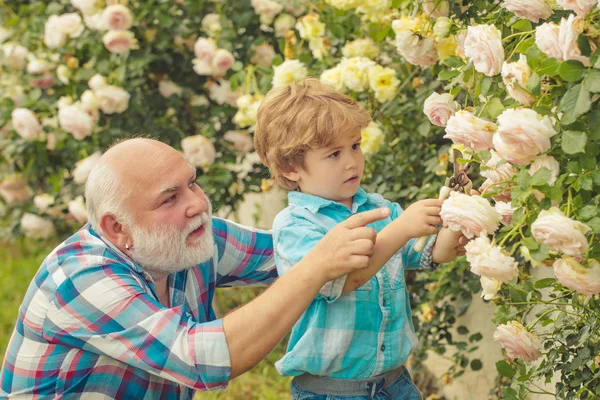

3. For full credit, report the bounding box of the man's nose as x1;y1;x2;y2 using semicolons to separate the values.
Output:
186;188;209;218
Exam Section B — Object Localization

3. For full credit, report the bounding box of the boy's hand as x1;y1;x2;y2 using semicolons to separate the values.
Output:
306;208;391;282
398;199;443;238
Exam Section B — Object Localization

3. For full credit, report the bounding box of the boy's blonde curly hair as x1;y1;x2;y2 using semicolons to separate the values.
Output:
254;78;371;190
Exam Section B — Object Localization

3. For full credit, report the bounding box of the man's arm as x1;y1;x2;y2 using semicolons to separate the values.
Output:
222;208;390;378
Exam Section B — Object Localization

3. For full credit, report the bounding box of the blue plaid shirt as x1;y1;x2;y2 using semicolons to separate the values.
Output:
274;188;435;379
1;218;276;399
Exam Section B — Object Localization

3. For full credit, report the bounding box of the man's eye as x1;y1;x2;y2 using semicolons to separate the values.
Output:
189;181;197;189
163;195;176;204
328;151;340;159
352;143;361;150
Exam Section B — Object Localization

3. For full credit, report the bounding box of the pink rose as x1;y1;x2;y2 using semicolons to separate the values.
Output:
102;30;136;53
194;37;217;62
423;92;459;127
494;321;542;362
528;155;560;186
211;49;235;76
495;201;515;225
531;207;590;257
441;192;502;238
72;152;102;185
68;196;88;224
58;105;95;140
422;0;450;17
102;4;133;31
0;176;33;204
553;257;600;296
95;85;130;114
556;0;597;16
492;108;555;165
465;235;519;282
224;130;254;153
158;80;183;98
502;0;553;23
20;213;55;240
464;24;504;76
250;43;275;67
444;110;496;152
502;55;535;106
181;135;216;169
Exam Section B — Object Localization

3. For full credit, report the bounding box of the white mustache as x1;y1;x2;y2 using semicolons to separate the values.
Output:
184;212;211;236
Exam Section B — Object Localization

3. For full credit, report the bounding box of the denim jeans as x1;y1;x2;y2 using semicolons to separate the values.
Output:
290;367;424;400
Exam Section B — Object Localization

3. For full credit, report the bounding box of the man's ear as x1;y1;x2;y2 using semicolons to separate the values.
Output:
99;213;131;253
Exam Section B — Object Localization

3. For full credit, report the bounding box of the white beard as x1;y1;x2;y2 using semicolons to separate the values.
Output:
128;211;214;277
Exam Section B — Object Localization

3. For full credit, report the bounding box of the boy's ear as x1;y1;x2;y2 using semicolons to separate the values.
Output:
281;169;300;183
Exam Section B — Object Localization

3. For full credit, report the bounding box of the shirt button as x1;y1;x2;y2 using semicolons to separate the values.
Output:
380;344;385;352
382;299;387;307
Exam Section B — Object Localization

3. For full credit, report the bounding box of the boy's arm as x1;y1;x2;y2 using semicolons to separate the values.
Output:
431;227;463;264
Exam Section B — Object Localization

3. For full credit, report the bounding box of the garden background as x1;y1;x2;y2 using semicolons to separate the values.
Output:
1;0;600;398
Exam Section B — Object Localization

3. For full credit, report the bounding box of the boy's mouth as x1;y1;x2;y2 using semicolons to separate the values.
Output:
344;175;359;184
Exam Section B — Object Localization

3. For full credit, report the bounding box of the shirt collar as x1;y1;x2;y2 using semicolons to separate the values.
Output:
288;187;371;214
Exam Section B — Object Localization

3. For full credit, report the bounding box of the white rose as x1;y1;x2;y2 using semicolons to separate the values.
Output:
361;121;384;154
102;30;136;53
72;151;102;185
553;258;600;296
535;22;562;59
0;26;11;43
250;43;275;67
444;110;496;152
192;59;213;76
181;135;216;168
194;37;217;62
320;66;344;91
202;13;222;37
27;59;48;75
80;90;99;113
211;48;235;76
557;14;591;66
84;12;105;31
44;16;67;48
464;24;504;76
159;80;183;98
367;65;400;102
2;43;28;69
272;59;308;88
68;196;88;224
531;207;590;257
251;0;284;26
95;85;131;114
6;85;26;107
224;130;254;153
424;92;459;127
493;108;556;165
0;177;33;204
480;277;501;300
441;192;502;238
342;38;380;59
556;0;597;15
502;55;535;106
495;201;516;225
326;0;361;9
11;108;41;141
71;0;100;16
205;80;240;106
466;234;519;282
233;94;263;128
493;321;542;363
528;155;560;186
59;105;95;140
422;0;450;17
190;95;209;107
502;0;553;23
274;13;296;37
481;150;516;185
295;13;325;41
102;4;133;31
339;57;375;92
433;17;452;38
20;213;55;240
34;193;55;212
59;13;84;38
57;65;71;85
393;29;438;68
88;74;107;92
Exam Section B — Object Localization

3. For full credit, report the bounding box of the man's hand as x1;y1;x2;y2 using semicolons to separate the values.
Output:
396;199;443;239
306;208;391;283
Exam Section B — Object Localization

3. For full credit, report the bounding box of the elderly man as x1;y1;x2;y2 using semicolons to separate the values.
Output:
0;138;390;399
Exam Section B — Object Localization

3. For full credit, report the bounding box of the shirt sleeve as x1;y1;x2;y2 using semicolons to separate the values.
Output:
389;201;439;272
42;262;231;391
211;217;278;287
273;215;346;303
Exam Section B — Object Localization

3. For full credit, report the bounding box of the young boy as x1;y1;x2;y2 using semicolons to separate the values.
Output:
254;79;463;399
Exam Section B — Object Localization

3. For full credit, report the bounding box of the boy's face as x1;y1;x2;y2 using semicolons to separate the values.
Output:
290;127;364;208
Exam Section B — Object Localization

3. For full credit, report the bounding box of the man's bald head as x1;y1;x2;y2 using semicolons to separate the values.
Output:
85;138;186;232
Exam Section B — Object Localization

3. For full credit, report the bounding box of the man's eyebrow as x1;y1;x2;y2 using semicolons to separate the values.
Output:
156;168;197;199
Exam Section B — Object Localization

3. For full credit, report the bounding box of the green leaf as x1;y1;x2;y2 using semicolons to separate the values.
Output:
485;98;504;119
496;360;516;378
530;244;550;261
585;217;600;234
581;175;593;191
439;69;461;80
392;0;402;7
559;61;587;82
585;70;600;93
531;168;551;186
512;19;533;32
589;107;600;140
534;278;556;289
444;56;465;68
538;57;560;77
469;333;483;342
578;205;597;220
559;84;591;125
457;325;469;335
561;130;587;154
471;359;483;371
516;169;532;186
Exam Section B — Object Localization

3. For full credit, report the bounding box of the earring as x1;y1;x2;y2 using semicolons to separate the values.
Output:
125;243;130;250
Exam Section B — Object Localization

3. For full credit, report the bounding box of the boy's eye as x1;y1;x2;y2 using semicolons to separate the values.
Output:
352;142;361;150
328;151;340;159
